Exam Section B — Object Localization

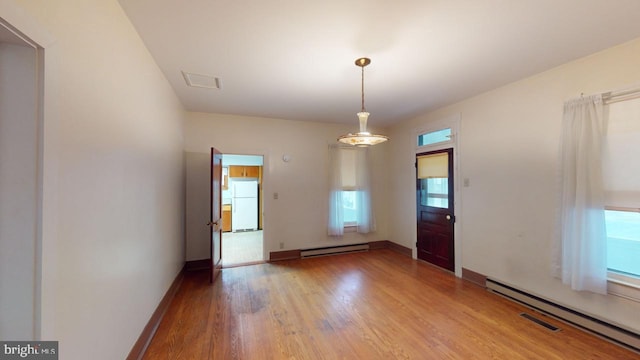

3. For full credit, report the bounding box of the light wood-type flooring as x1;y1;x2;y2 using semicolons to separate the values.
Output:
143;249;638;359
222;230;264;267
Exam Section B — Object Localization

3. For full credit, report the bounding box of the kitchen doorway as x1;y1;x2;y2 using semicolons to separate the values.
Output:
221;154;264;267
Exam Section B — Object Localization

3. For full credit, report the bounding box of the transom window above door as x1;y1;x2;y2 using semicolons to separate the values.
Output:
418;128;452;147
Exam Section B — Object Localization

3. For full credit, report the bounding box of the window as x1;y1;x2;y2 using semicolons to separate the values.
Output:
417;152;450;209
603;97;640;296
605;209;640;277
339;148;360;227
342;191;358;226
418;128;451;147
420;178;448;208
328;146;373;235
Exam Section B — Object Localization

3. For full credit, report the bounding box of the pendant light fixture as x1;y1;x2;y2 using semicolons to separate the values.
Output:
337;57;389;146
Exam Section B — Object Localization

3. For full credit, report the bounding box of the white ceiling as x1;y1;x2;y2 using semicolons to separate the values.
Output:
119;0;640;127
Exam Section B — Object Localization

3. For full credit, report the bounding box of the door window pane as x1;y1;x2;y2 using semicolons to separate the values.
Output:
417;152;450;209
419;178;448;208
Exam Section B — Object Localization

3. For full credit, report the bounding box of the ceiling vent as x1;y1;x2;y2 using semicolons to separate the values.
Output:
181;71;222;89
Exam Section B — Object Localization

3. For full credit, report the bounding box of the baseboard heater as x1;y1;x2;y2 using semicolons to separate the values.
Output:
300;243;369;258
486;278;640;353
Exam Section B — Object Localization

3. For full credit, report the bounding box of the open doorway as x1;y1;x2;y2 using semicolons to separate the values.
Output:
0;20;43;339
221;154;264;266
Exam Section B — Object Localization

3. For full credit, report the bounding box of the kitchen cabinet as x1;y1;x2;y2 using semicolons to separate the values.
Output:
222;204;232;232
229;165;260;178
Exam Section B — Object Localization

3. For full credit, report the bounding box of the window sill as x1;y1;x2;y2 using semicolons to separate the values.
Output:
607;272;640;303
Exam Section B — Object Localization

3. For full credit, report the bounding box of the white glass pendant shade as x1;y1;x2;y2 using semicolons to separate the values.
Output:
337;58;389;146
338;111;388;146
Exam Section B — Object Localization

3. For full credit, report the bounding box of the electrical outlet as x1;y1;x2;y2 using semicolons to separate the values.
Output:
279;242;284;249
274;192;279;200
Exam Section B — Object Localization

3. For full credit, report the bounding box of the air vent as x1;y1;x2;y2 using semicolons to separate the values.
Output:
181;71;221;89
486;278;640;351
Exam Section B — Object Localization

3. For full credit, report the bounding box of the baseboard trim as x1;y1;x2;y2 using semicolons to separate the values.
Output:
269;249;301;261
462;268;487;288
127;264;185;360
368;240;388;250
385;241;412;257
185;259;209;271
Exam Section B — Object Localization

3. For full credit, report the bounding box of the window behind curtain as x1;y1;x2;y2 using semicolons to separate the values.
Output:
340;148;358;226
603;98;640;278
328;145;373;235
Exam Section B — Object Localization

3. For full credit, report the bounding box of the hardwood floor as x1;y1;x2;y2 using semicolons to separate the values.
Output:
143;249;638;359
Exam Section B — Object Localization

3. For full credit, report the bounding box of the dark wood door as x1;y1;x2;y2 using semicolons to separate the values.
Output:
209;147;223;283
416;148;454;271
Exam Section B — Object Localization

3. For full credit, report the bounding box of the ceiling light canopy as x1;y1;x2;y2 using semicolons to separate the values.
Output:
338;58;389;147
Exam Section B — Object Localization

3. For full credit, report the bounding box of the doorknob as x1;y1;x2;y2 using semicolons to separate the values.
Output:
446;215;451;220
206;220;219;226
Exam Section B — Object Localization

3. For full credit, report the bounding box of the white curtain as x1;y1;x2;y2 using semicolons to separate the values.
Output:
328;145;344;236
552;94;608;294
354;148;374;234
328;145;374;236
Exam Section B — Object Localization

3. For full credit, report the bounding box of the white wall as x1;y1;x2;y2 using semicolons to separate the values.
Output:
0;42;38;340
184;112;390;260
185;152;210;260
222;154;263;166
9;0;185;359
389;38;640;332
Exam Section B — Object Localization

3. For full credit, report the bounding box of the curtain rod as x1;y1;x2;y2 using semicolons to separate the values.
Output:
602;86;640;105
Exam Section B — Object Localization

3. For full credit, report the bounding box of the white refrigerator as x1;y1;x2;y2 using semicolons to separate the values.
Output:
232;180;259;232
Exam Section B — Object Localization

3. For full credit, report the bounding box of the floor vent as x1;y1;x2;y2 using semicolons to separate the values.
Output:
520;313;560;332
487;278;640;353
300;244;369;258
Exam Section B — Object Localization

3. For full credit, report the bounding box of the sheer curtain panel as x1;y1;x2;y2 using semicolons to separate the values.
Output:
327;145;374;236
328;145;344;236
354;148;374;234
553;94;608;294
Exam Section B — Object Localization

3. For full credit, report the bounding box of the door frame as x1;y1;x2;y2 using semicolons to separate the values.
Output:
0;4;54;340
414;113;462;277
220;152;268;264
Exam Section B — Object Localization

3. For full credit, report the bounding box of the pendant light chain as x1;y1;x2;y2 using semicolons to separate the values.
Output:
361;65;366;112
